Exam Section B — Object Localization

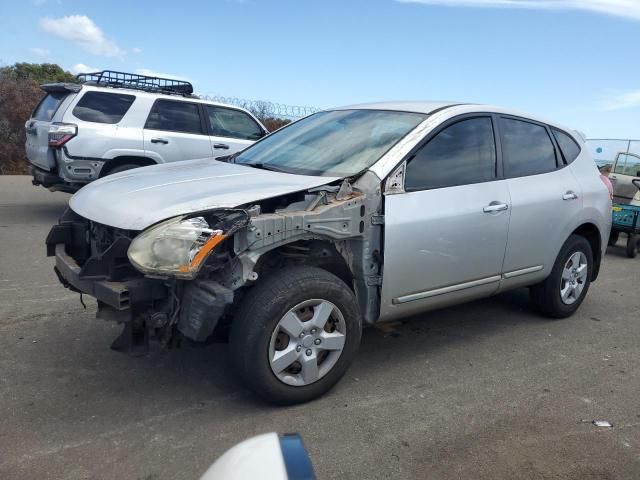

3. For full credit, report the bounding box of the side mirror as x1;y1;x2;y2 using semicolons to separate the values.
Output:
250;130;267;140
200;433;316;480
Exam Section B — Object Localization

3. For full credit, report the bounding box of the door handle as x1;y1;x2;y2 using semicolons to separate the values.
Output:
563;192;579;201
213;143;230;150
483;202;509;213
150;138;169;144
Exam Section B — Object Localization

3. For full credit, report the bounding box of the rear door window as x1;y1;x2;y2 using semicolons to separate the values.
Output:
145;100;204;134
206;105;263;140
32;92;68;121
552;128;581;164
72;91;135;124
405;117;497;191
500;117;557;177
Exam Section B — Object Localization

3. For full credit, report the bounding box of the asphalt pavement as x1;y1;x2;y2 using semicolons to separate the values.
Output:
1;175;639;479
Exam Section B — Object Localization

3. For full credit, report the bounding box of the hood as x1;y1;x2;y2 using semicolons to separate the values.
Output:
69;158;340;230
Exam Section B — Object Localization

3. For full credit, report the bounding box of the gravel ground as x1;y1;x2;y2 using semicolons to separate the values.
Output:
0;175;639;480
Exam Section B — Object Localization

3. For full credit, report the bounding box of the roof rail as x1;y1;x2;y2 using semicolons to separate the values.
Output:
76;70;194;96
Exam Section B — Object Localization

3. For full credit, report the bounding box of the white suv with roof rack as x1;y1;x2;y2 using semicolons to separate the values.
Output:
26;70;268;192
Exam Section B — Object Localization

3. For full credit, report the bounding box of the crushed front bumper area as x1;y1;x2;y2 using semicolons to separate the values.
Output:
46;210;235;353
52;243;165;311
46;211;167;313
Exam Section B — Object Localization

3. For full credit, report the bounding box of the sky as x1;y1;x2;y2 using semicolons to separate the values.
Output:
1;0;639;138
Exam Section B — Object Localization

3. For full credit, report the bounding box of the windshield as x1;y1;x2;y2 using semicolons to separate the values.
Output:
234;109;427;177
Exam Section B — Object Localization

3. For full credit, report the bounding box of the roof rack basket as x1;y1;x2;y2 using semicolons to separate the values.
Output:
76;70;194;96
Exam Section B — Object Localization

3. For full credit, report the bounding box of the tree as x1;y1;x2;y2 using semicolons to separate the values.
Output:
261;117;291;132
0;62;77;84
0;63;76;174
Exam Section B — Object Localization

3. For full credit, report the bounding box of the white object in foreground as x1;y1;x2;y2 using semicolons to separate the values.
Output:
200;432;315;480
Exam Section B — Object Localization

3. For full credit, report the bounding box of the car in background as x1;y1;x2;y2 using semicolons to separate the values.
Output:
47;101;612;404
608;152;640;204
587;138;640;170
587;138;640;203
26;70;268;192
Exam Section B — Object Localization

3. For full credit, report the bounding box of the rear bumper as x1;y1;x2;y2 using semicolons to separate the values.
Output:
31;165;60;186
30;165;80;193
57;147;107;183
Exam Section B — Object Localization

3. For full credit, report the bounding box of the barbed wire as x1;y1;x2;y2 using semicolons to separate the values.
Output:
200;94;321;120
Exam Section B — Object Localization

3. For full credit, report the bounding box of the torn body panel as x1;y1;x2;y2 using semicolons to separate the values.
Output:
49;173;385;351
230;172;384;324
159;175;384;342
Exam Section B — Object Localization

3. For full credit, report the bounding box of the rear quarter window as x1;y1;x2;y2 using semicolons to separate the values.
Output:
32;92;68;121
72;91;136;124
552;128;581;164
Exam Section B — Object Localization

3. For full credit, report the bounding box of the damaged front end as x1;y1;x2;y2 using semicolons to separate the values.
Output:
47;174;383;354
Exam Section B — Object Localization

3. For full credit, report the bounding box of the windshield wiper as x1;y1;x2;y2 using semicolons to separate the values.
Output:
215;152;240;163
242;162;290;173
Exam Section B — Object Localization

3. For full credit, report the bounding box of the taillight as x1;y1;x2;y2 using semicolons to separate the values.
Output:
600;174;613;201
48;123;77;148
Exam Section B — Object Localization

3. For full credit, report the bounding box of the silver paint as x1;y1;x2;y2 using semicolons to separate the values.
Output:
69;158;340;230
65;102;612;330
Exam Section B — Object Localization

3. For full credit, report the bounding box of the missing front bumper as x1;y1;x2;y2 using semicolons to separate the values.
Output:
53;243;167;310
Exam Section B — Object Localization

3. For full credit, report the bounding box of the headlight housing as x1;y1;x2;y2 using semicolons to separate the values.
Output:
127;216;226;279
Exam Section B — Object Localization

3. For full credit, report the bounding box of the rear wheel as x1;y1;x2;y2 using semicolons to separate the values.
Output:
626;234;639;258
530;235;593;318
608;231;619;247
229;266;361;405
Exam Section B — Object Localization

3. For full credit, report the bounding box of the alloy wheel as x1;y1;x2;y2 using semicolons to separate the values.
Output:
268;299;346;387
560;251;588;305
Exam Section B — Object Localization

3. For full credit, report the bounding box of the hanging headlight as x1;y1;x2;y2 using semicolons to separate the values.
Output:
128;216;226;279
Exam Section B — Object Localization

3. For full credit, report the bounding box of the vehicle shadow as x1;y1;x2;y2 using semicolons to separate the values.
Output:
89;287;546;411
356;288;541;368
605;244;636;259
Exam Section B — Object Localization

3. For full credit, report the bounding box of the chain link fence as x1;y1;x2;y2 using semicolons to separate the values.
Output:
586;138;640;169
200;94;320;121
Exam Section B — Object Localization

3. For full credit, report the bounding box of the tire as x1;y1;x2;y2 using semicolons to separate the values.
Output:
104;164;141;176
626;234;638;259
608;231;619;247
530;235;593;319
229;266;362;405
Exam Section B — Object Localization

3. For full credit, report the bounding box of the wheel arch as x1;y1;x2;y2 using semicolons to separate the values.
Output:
99;156;156;177
571;222;602;281
253;239;355;291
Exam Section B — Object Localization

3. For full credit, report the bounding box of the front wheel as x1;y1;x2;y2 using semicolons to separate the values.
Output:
530;235;593;318
229;266;362;405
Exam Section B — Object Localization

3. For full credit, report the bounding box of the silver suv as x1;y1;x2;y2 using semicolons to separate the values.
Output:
26;70;267;192
47;102;612;404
